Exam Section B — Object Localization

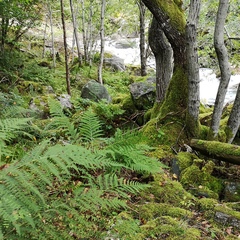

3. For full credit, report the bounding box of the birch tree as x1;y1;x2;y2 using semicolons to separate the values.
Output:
98;0;106;85
60;0;71;95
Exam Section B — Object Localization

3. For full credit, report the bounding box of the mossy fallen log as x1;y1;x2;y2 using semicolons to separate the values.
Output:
190;139;240;165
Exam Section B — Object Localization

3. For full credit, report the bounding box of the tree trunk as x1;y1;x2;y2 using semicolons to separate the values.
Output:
210;0;231;139
60;0;71;95
148;17;172;103
186;0;201;137
226;84;240;143
142;0;188;117
48;3;56;68
190;139;240;165
98;0;106;85
70;0;82;66
138;0;147;76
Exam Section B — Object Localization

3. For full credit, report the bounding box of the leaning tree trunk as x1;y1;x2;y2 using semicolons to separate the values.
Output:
142;0;188;118
60;0;71;95
209;0;231;139
186;0;201;137
226;84;240;143
48;2;56;68
137;0;147;76
98;0;106;85
148;17;172;103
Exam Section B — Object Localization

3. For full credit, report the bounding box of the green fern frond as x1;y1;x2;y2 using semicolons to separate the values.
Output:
79;108;103;143
46;98;79;142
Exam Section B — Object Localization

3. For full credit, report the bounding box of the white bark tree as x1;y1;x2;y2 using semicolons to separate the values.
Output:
98;0;106;85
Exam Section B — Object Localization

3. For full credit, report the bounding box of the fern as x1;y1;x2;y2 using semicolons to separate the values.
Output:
0;117;34;161
46;98;79;142
79;108;103;143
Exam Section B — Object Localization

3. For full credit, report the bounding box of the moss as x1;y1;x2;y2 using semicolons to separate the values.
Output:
177;152;195;171
198;198;218;211
140;216;200;240
199;124;209;140
139;202;192;221
148;145;174;160
112;93;136;115
157;0;186;33
141;118;159;146
180;160;223;197
214;205;240;220
141;173;195;207
159;66;188;118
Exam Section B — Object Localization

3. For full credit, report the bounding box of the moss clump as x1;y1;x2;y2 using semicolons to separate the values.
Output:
140;216;201;240
112;93;136;115
198;198;218;211
199;124;209;140
157;0;186;33
148;145;174;160
177;152;195;171
139;202;192;221
141;173;195;207
180;160;223;198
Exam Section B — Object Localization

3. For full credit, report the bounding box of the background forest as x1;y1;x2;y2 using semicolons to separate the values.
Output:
0;0;240;239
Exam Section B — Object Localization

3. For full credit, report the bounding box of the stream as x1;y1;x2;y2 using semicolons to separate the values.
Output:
102;37;240;106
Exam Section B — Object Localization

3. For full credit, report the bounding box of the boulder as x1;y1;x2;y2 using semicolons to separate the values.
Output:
81;80;111;103
104;56;125;72
57;94;72;109
115;39;135;49
223;181;240;202
129;80;155;110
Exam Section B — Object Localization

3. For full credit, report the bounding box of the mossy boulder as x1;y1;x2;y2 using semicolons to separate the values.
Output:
177;152;195;171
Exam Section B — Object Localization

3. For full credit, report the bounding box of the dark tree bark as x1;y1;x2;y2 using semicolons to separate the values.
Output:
60;0;71;95
149;17;172;103
210;0;231;139
142;0;188;120
226;84;240;143
186;0;201;137
137;0;147;76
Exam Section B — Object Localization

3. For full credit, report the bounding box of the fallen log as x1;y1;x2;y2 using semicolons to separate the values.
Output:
190;139;240;165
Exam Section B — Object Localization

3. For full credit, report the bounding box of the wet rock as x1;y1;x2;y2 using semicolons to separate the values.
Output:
104;56;125;72
81;80;111;103
223;181;240;202
129;81;155;110
214;211;240;228
57;94;72;109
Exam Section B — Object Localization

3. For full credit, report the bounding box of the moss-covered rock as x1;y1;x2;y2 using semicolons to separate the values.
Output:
198;198;218;211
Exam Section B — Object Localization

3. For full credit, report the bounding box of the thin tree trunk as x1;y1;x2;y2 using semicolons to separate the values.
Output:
42;12;48;58
70;0;82;66
80;0;87;63
98;0;106;85
87;1;93;66
210;0;231;139
186;0;201;137
48;3;56;68
149;17;172;103
138;0;147;76
60;0;71;95
226;84;240;143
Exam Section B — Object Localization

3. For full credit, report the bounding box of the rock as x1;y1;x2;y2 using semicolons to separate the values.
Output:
223;181;240;202
57;94;72;109
129;81;155;110
115;39;135;49
104;56;125;72
214;211;240;228
81;80;111;103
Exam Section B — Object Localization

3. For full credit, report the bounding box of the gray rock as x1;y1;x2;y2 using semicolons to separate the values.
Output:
129;81;155;110
57;94;72;109
115;39;135;49
81;80;111;103
104;56;125;72
223;181;240;202
214;211;240;228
